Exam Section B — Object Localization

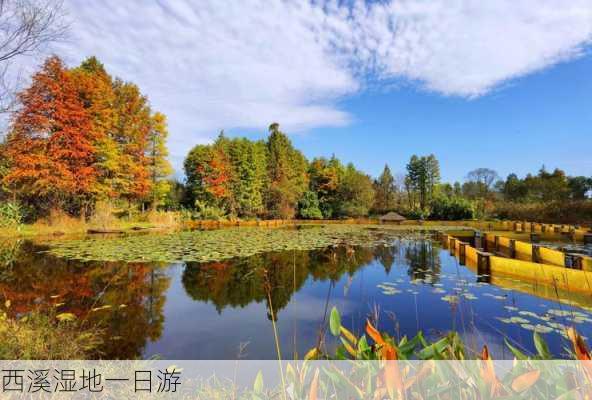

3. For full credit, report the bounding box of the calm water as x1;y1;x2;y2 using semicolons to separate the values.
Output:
1;235;592;359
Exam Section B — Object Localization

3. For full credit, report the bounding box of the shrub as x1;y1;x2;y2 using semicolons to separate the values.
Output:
298;191;323;219
492;200;592;224
194;200;226;220
404;209;429;220
429;196;475;220
0;201;24;228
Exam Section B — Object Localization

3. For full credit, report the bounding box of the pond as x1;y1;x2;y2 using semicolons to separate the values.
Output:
1;226;591;359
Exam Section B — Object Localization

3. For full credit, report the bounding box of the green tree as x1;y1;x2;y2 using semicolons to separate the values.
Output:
223;136;268;217
502;173;527;201
430;195;475;220
146;112;172;209
568;176;592;200
308;156;343;218
337;164;375;217
528;167;570;202
266;123;308;218
163;180;186;210
373;164;396;214
405;154;440;212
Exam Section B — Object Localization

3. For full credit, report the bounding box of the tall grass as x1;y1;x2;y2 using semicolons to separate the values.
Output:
34;208;87;232
0;303;102;359
88;200;119;229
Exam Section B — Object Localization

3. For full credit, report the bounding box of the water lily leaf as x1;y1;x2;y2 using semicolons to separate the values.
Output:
441;295;458;304
510;316;530;324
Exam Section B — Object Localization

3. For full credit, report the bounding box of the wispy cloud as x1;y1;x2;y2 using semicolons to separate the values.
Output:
45;0;592;168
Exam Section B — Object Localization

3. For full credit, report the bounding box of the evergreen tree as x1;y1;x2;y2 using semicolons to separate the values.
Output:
224;136;267;217
373;164;396;213
266;123;308;218
405;154;440;212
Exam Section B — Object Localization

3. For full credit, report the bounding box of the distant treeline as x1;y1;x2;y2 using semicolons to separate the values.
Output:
180;130;591;223
1;56;591;225
182;123;375;219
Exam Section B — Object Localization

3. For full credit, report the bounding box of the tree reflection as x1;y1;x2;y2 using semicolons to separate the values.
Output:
404;240;441;283
0;237;443;359
0;241;170;359
182;245;377;320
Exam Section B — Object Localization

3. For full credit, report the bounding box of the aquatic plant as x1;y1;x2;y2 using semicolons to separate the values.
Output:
47;225;435;263
311;307;584;361
189;310;592;400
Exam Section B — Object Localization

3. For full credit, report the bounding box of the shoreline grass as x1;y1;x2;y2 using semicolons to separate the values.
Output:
0;304;102;360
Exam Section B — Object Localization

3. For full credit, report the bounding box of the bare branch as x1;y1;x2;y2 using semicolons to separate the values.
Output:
0;0;68;113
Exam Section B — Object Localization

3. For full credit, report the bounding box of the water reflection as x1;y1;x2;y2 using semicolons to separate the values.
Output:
0;241;170;359
2;237;592;359
183;246;379;319
404;240;442;283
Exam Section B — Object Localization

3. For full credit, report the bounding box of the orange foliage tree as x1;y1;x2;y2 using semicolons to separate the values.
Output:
2;55;171;219
4;56;98;216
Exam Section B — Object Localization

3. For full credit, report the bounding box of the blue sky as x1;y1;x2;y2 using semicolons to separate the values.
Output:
285;52;592;182
45;0;592;182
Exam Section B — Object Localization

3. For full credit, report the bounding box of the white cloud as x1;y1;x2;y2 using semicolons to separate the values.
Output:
46;0;592;169
344;0;592;97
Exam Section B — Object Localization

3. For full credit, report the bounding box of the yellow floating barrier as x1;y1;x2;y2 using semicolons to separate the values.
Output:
489;255;592;294
538;246;566;267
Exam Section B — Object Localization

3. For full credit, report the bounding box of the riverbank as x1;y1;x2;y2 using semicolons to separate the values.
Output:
0;210;181;238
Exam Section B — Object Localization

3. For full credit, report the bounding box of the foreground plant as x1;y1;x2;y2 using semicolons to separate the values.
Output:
0;301;102;359
276;307;592;399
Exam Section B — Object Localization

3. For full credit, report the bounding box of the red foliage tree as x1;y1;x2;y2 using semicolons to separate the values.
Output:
4;56;98;215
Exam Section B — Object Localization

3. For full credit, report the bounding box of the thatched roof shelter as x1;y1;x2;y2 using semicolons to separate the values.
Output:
379;212;406;224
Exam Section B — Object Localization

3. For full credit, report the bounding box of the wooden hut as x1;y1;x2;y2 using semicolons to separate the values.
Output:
379;212;406;225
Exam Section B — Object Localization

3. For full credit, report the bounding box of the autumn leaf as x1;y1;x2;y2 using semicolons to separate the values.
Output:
366;319;385;346
480;345;504;397
511;370;540;393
